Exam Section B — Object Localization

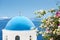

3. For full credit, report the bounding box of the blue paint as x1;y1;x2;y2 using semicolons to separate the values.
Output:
5;16;35;30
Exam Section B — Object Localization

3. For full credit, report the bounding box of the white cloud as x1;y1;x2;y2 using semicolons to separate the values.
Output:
0;16;11;19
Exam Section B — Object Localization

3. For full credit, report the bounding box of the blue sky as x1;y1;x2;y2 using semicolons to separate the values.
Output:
0;0;59;18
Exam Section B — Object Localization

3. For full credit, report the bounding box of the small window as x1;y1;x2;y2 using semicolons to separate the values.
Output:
15;35;20;40
6;36;8;40
29;36;32;40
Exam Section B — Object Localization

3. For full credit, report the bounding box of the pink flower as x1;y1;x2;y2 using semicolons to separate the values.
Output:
58;24;60;28
58;24;60;26
46;28;50;33
46;27;49;30
56;11;60;18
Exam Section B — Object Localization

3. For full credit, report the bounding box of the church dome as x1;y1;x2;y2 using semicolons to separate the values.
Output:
4;16;35;30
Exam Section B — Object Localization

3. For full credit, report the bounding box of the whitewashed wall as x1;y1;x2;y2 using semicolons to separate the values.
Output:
2;29;37;40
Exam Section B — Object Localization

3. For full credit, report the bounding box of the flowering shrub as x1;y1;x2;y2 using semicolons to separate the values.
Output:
34;6;60;40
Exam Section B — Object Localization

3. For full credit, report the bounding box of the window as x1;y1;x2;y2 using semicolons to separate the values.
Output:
6;36;8;40
15;35;20;40
29;36;32;40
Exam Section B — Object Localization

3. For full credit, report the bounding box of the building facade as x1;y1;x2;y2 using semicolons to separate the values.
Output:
2;16;37;40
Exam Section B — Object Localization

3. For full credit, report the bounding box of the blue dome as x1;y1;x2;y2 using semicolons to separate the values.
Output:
5;16;35;30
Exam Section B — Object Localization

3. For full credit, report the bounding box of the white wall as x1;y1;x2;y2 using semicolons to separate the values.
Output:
2;29;37;40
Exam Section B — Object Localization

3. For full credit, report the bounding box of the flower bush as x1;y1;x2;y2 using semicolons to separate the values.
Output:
34;6;60;40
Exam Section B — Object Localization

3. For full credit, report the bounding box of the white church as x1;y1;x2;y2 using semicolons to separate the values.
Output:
2;16;37;40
